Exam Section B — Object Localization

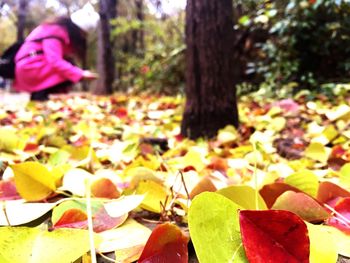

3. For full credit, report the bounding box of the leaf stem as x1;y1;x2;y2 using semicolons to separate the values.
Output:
86;178;97;263
1;202;11;226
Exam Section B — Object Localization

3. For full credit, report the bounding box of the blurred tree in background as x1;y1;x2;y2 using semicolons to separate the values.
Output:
1;0;350;95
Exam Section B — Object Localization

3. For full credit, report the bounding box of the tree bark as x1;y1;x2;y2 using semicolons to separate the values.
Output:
17;0;28;42
94;0;117;95
181;0;239;139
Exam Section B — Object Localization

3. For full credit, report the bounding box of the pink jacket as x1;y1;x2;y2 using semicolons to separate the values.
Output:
14;24;84;92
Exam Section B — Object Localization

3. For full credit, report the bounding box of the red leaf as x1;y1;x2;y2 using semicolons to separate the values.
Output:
0;180;21;200
239;210;310;263
115;107;128;118
53;208;88;229
138;223;189;263
326;197;350;235
92;207;127;233
317;181;350;205
23;143;39;152
91;178;120;199
259;182;301;208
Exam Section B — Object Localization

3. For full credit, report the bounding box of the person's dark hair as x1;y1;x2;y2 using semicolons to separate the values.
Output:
47;16;87;62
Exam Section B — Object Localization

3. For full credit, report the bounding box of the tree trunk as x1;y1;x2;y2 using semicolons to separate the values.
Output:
17;0;28;42
181;0;239;139
94;0;117;95
132;0;144;56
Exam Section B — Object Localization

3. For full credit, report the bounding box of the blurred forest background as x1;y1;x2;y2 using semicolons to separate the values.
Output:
1;0;350;97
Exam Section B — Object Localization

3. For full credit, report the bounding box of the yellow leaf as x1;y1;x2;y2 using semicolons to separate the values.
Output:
305;142;329;163
183;149;206;172
269;117;286;132
136;181;168;213
124;167;163;189
0;128;26;152
323;225;350;257
217;125;238;144
0;227;101;263
11;162;57;201
306;223;337;263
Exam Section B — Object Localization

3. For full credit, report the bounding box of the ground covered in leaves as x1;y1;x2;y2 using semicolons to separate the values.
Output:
1;89;350;262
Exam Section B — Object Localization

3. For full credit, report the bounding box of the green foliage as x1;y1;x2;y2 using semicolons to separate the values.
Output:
238;0;350;93
113;13;185;94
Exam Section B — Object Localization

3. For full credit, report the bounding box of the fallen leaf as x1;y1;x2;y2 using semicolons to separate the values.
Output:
91;178;120;199
339;163;350;188
0;128;26;152
188;192;247;263
136;180;168;213
97;219;151;253
326;197;350;234
284;169;319;197
52;199;127;232
239;210;310;263
0;227;101;263
306;223;337;263
103;194;144;218
317;181;350;204
189;175;217;199
0;179;20;200
53;208;88;229
11;162;57;201
0;200;57;226
59;168;94;197
304;142;329;163
138;222;189;263
259;182;301;208
217;185;267;210
272;191;330;222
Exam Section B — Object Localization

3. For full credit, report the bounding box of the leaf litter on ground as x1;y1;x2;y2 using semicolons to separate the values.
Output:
1;92;350;262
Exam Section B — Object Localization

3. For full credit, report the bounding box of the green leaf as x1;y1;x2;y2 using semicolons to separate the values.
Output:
284;169;319;197
0;227;101;263
188;192;247;263
217;185;267;210
306;223;337;263
48;150;71;166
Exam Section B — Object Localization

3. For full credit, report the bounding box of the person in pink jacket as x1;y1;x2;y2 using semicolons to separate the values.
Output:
14;14;98;101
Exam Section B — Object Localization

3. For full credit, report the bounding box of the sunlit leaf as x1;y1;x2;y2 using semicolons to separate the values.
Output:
272;191;330;222
304;142;329;163
138;223;189;263
136;180;168;213
188;192;247;263
11;162;57;201
284;169;319;197
217;185;267;210
97;219;151;253
306;223;338;263
0;200;57;226
0;227;101;263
